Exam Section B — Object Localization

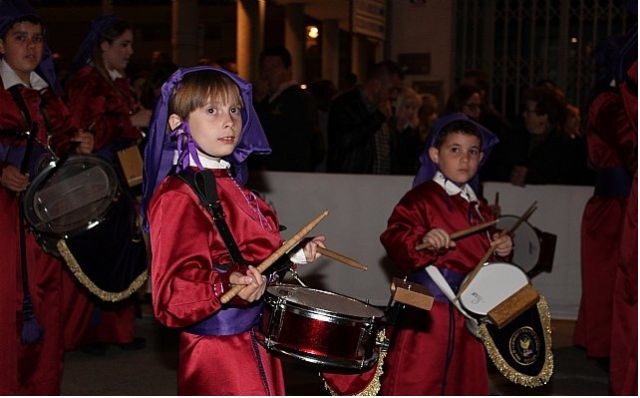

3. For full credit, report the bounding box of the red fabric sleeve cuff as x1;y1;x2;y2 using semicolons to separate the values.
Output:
212;264;250;306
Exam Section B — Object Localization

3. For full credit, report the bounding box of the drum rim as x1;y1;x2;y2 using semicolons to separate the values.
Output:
266;284;384;320
496;215;543;273
23;154;120;238
257;335;379;370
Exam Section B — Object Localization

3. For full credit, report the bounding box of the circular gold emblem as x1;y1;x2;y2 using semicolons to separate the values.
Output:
509;326;540;365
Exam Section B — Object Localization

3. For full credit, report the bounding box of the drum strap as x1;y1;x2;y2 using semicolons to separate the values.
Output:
176;169;247;265
8;86;43;344
8;86;36;174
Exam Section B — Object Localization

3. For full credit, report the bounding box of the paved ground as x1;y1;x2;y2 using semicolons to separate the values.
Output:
61;311;609;395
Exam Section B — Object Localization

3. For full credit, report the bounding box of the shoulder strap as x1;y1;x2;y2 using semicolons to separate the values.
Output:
8;86;36;174
176;169;247;265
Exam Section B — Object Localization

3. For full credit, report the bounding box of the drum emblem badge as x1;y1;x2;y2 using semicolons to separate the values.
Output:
509;326;540;365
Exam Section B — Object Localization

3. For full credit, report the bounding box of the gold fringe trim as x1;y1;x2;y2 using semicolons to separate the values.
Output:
57;239;148;302
322;330;387;396
478;296;554;387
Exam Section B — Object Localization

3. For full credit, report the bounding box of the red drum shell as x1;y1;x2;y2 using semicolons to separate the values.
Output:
259;285;384;370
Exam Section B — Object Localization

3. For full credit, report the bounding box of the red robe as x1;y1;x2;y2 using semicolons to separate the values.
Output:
574;87;637;358
63;65;143;349
609;62;638;395
378;180;499;395
148;168;285;395
0;82;77;394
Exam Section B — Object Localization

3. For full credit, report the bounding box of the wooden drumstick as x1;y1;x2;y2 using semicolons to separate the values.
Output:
219;210;329;304
505;201;537;236
415;219;498;251
317;247;368;271
459;201;538;294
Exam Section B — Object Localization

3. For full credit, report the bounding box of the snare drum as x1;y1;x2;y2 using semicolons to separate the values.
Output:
23;155;147;301
259;285;385;370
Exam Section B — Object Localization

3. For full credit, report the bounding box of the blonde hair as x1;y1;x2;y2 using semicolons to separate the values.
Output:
169;70;243;119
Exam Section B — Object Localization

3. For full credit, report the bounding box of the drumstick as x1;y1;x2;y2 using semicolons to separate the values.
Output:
415;219;498;251
317;247;368;271
219;210;329;304
459;201;538;294
504;201;537;236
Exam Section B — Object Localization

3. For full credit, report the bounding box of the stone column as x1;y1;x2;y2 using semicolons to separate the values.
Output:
284;2;305;82
237;0;265;81
171;0;199;66
321;19;340;85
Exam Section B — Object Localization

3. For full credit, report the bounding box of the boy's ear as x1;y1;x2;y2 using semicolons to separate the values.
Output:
0;39;5;55
100;40;110;53
428;147;439;164
479;152;484;163
168;114;182;131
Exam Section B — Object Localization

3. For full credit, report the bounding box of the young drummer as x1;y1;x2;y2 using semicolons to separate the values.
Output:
0;0;92;393
142;66;324;395
379;113;513;395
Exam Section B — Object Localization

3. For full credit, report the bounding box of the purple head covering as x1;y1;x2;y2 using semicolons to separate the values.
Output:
0;0;62;96
71;14;119;72
413;112;499;190
141;66;271;230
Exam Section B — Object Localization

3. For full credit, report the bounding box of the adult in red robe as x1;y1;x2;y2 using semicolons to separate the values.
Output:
0;5;91;393
149;166;286;395
609;60;637;395
574;44;637;359
63;15;148;351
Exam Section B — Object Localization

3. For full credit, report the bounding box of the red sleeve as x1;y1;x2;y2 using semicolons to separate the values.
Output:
380;187;441;274
66;67;141;150
589;91;637;173
41;90;80;157
149;188;224;328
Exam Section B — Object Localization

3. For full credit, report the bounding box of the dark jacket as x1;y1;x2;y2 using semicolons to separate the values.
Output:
326;88;386;173
254;84;321;172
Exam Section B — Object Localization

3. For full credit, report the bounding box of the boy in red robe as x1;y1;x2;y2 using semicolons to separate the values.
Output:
142;66;325;395
379;113;513;395
0;1;92;393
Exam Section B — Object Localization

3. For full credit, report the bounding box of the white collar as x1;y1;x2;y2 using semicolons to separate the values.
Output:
107;67;123;81
432;171;478;203
173;149;230;170
0;58;49;90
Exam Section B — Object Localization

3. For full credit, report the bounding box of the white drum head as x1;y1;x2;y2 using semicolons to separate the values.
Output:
459;262;529;316
267;285;383;319
497;216;541;273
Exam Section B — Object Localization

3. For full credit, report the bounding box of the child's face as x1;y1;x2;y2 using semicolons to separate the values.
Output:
428;132;483;185
182;97;243;158
0;22;44;81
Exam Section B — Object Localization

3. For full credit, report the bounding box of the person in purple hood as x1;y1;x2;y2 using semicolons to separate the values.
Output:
143;66;325;395
379;113;512;395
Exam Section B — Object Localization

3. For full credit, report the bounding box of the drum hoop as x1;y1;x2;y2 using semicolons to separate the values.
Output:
266;285;384;321
259;338;379;370
23;155;120;237
270;297;380;326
